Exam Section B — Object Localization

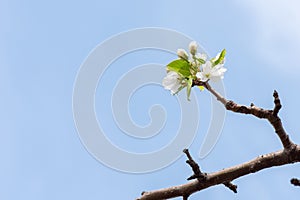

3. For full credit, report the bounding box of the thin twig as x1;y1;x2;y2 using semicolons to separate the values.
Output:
204;82;294;150
273;90;282;116
223;181;237;193
183;149;206;181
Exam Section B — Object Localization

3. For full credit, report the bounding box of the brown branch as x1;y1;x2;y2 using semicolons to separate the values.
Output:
136;80;300;200
291;178;300;186
183;149;206;181
203;81;228;105
183;149;237;194
223;181;237;193
137;146;300;200
272;90;282;116
203;82;294;150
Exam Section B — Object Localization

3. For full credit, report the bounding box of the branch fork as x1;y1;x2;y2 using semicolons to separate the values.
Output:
137;81;300;200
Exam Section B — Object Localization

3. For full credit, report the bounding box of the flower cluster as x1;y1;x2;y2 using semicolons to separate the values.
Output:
162;41;227;100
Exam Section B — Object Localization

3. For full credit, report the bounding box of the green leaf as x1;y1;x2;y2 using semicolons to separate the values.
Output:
213;49;226;66
167;59;191;77
198;86;205;91
186;78;193;101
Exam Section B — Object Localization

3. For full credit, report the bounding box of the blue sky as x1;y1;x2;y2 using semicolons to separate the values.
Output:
1;0;300;199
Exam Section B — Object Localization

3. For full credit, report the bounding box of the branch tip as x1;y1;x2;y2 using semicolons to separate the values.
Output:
272;90;282;116
291;178;300;186
273;90;278;98
223;181;238;193
184;149;206;181
183;149;192;160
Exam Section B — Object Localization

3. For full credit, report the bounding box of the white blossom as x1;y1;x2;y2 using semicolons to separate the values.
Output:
189;41;198;55
177;49;189;60
162;71;183;94
196;61;227;82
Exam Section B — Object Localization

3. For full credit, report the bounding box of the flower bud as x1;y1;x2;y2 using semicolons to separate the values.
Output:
191;60;200;67
177;49;189;60
196;53;207;61
189;41;198;55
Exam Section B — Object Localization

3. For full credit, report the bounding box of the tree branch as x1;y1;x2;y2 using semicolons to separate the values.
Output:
137;146;300;200
136;80;299;200
204;82;294;150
